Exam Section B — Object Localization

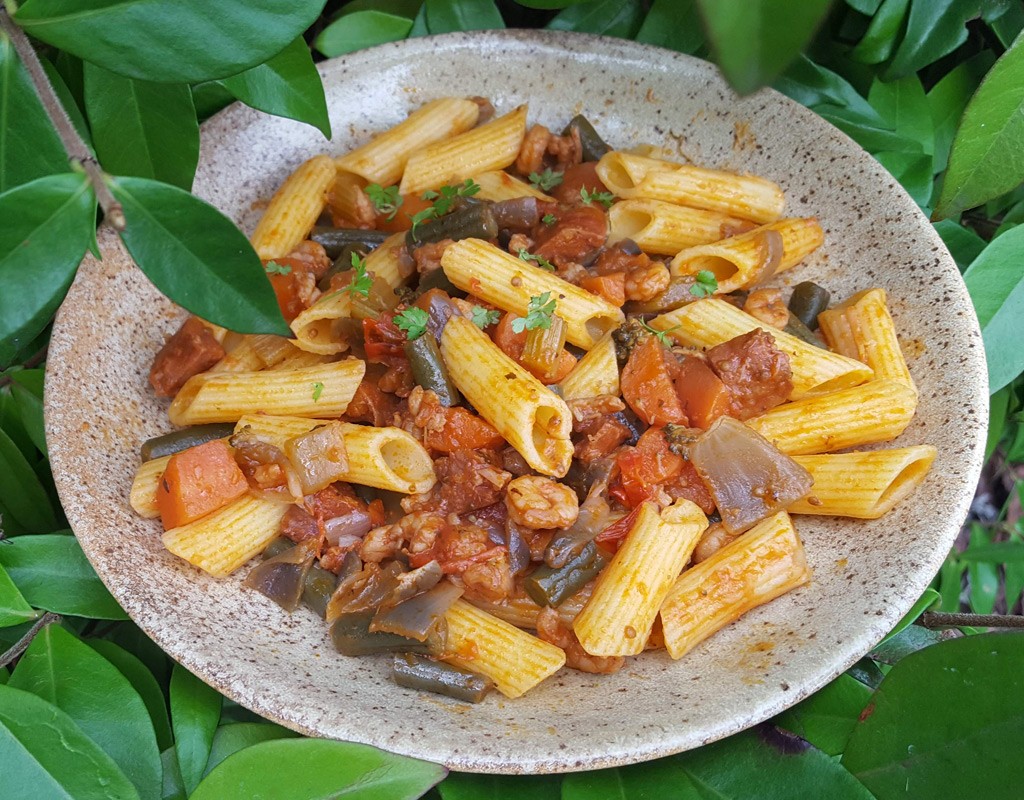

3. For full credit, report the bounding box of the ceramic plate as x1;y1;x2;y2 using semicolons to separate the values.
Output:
45;31;987;773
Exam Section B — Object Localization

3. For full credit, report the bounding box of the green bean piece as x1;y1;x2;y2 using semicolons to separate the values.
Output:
783;312;827;349
414;267;462;298
788;281;831;330
311;227;388;259
330;612;433;656
525;540;609;607
392;654;493;703
406;202;498;249
563;115;611;162
140;423;235;461
302;565;339;618
261;536;293;561
244;543;315;612
404;334;460;407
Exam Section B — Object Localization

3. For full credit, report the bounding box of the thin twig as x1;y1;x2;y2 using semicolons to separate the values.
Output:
0;342;48;388
0;611;60;668
0;10;124;230
919;611;1024;629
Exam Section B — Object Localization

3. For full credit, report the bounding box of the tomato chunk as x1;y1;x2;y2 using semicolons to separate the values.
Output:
424;406;506;453
156;440;248;530
620;335;687;426
671;355;732;430
613;426;685;508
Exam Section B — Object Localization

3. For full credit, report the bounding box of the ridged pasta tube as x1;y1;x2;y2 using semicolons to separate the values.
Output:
607;198;747;255
251;155;336;260
129;456;170;519
557;329;620;401
472;169;554;203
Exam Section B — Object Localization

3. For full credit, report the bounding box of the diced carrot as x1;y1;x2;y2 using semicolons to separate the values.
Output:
268;271;306;323
492;312;576;383
424;407;506;453
156;440;249;530
620;335;687;426
377;193;433;233
671;355;732;430
580;272;626;307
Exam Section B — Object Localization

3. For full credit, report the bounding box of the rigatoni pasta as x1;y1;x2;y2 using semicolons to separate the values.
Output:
251;155;336;261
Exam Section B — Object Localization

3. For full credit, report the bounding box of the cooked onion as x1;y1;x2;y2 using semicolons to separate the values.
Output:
244;542;315;612
323;510;372;546
748;229;784;287
370;580;463;641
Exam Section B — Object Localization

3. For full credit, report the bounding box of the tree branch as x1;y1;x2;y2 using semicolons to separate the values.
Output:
0;9;125;230
919;612;1024;629
0;612;60;668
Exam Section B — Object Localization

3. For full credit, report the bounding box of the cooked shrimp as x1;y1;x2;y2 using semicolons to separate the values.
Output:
505;475;579;529
536;607;625;674
744;287;789;329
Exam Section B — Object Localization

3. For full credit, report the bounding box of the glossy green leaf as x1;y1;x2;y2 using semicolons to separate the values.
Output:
203;722;299;776
885;0;981;80
170;663;222;796
870;622;946;665
957;541;1024;563
191;738;447;800
696;0;833;95
850;0;909;64
424;0;504;33
868;74;933;156
0;33;69;193
315;10;414;57
338;0;421;15
0;562;40;627
87;639;173;752
9;369;46;457
933;219;986;271
191;82;235;122
217;38;331;138
408;3;430;37
547;0;646;38
0;173;95;368
516;0;591;8
986;0;1024;46
0;426;56;531
13;0;326;84
927;52;994;175
816;105;919;154
563;727;873;799
985;384;1011;458
843;632;1024;797
83;63;198;190
106;622;171;688
846;0;883;13
934;31;1024;219
962;223;1024;392
0;533;126;619
0;388;35;462
0;684;141;800
935;553;965;611
161;747;186;800
878;588;940;645
439;773;561;800
774;674;873;756
110;177;291;336
967;524;999;613
775;56;882;120
635;0;703;54
0;667;8;685
1004;532;1024;611
9;624;161;800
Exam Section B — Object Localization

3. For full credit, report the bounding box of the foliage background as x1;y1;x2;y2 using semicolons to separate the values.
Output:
2;0;1024;797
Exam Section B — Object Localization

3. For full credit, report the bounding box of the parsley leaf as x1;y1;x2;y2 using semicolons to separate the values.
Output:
641;321;681;346
541;213;557;225
264;261;291;276
410;179;481;237
529;169;563;191
471;305;501;329
345;251;373;298
312;382;324;402
517;248;556;271
511;292;557;334
689;270;719;298
365;183;403;221
393;307;430;340
579;187;615;208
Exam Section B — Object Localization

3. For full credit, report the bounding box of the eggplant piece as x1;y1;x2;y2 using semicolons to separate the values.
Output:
302;565;339;618
244;543;315;612
140;423;234;461
392;654;493;703
311;227;388;258
562;115;611;162
406;202;498;248
261;536;294;561
788;281;831;329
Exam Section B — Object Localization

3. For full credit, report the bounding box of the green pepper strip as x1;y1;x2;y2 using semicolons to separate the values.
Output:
406;202;498;249
525;540;609;607
330;612;433;656
404;334;460;407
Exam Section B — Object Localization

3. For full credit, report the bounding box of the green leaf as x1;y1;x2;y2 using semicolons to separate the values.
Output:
986;0;1024;46
515;0;592;8
985;384;1011;459
846;0;883;13
190;738;447;800
9;624;162;800
9;369;47;457
842;632;1024;797
696;0;834;95
170;663;222;796
774;674;873;756
873;151;933;208
110;177;290;336
816;104;920;153
563;727;873;799
967;523;999;613
106;622;171;687
962;223;1024;392
83;63;198;191
0;562;40;628
203;723;299;777
0;666;8;685
0;173;95;368
0;684;141;800
870;622;945;664
217;38;331;139
161;746;186;800
635;0;703;53
87;639;173;752
927;52;994;175
0;388;35;463
439;773;561;800
932;219;986;272
338;0;421;15
13;0;326;84
958;541;1024;563
1004;532;1024;611
0;533;126;619
885;0;982;80
868;74;933;156
878;587;940;644
0;33;69;193
850;0;910;64
775;56;882;121
425;0;504;33
0;425;57;531
315;10;414;57
546;0;646;37
934;30;1024;220
935;553;965;611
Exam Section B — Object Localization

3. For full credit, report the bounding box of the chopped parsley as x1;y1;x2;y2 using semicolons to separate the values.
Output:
471;305;501;329
517;248;556;271
511;292;557;334
542;213;557;225
365;183;403;221
263;261;291;276
641;321;681;346
579;187;615;208
345;251;372;298
689;269;719;298
312;382;324;402
410;179;481;236
529;168;563;191
393;307;430;340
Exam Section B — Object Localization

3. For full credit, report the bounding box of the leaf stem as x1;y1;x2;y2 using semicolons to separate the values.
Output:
0;9;125;230
918;611;1024;629
0;611;60;668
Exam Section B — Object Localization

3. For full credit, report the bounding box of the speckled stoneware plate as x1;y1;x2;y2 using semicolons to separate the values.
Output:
46;30;987;773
